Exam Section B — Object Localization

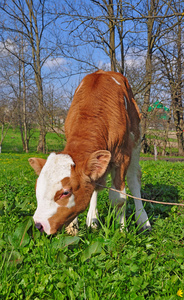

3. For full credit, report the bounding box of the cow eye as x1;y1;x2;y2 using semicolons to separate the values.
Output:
63;191;70;196
60;190;71;198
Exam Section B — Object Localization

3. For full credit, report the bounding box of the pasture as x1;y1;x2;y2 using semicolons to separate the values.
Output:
0;133;184;299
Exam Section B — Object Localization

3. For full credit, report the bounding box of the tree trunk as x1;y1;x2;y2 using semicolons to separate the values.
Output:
0;121;11;153
141;0;155;152
162;111;171;156
159;4;184;156
27;0;46;153
18;56;26;151
175;18;184;155
36;77;46;153
108;0;116;72
22;49;29;153
172;95;184;156
170;17;183;155
116;0;124;74
141;51;152;139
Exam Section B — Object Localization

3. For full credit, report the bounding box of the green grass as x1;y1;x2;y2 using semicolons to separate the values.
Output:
1;127;65;153
0;152;184;299
146;134;177;143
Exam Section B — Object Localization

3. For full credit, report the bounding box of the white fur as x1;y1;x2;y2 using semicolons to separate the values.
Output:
67;194;75;208
33;153;75;234
111;76;121;85
75;81;83;94
86;191;98;228
111;77;127;110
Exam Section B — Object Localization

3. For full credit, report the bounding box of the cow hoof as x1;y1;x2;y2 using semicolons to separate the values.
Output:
138;225;152;233
120;225;128;233
90;218;98;229
65;224;78;236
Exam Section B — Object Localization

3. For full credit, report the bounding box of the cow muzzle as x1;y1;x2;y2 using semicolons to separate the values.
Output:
33;217;51;235
35;222;44;233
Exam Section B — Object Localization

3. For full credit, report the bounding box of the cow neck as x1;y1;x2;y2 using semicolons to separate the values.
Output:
63;137;106;164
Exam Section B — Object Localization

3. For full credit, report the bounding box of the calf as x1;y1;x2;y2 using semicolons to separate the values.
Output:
29;70;151;235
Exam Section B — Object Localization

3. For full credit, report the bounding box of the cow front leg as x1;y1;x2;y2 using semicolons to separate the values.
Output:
86;191;99;228
65;217;79;235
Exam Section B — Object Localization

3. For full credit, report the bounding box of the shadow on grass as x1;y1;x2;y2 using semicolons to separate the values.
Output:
141;183;179;220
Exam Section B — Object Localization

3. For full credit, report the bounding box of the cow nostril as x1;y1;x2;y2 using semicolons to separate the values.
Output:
35;222;44;232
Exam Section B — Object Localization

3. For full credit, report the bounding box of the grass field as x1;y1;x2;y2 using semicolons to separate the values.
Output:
0;130;184;299
1;127;65;153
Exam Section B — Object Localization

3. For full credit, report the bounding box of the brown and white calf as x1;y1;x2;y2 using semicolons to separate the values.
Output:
29;70;151;235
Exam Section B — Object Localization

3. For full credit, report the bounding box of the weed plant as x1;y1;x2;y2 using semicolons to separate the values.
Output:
0;153;184;299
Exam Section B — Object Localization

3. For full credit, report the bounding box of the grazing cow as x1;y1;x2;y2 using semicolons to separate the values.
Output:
29;70;151;235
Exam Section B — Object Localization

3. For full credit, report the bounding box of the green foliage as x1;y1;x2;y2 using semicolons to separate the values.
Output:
0;153;184;299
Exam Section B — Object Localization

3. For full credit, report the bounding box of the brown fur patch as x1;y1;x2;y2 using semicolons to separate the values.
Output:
54;177;72;206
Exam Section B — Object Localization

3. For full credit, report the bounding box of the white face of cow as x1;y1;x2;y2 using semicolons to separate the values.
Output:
32;153;75;234
29;150;111;235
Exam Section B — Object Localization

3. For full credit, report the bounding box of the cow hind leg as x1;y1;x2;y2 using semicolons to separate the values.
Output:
109;168;127;229
126;143;151;231
109;186;127;229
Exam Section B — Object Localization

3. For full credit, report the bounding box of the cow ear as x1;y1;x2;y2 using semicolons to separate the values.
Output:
85;150;111;181
28;158;46;175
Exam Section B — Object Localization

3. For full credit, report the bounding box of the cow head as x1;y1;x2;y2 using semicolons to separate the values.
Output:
29;151;111;234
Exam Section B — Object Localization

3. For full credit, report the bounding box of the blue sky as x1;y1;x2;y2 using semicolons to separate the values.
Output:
0;0;183;108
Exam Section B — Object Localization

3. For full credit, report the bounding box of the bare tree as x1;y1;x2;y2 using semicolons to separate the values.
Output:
0;0;61;153
0;37;34;152
158;1;184;155
131;0;171;151
0;46;19;152
61;0;134;75
103;0;116;71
